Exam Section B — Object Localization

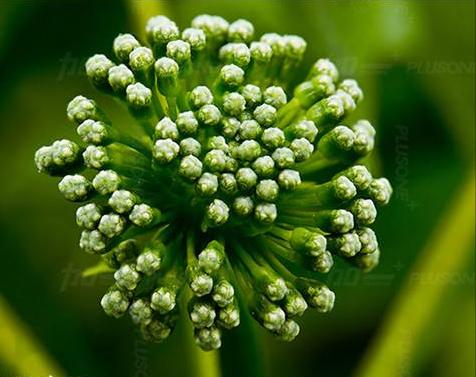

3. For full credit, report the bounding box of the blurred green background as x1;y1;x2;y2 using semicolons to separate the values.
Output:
0;1;474;377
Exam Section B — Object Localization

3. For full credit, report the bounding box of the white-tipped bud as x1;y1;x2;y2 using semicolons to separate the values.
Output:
194;326;222;351
212;281;235;307
129;46;155;72
79;229;106;254
76;203;102;229
58;174;92;201
153;138;180;164
108;190;136;214
190;301;216;329
129;204;156;227
310;58;339;82
250;41;273;63
85;54;115;86
254;202;277;224
196;173;219;196
290;137;314;161
350;198;377;226
189;86;214;109
83;145;109;169
146;16;179;45
98;213;126;238
252;155;275;177
233;196;254;216
276;319;300;342
263;86;287;109
179;155;203;180
219;64;245;87
205;199;230;227
155;117;179;140
197;104;222;126
166;40;191;64
180;137;201;157
278;169;301;190
228;19;254;43
151;286;176;314
113;33;140;62
114;264;141;291
129;298;153;325
108;64;135;93
77;120;108;145
272;147;295;168
126;82;152;108
253;104;277;127
223;92;246;116
101;289;130;318
256;179;279;202
176;111;199;135
92;170;121;195
182;27;207;50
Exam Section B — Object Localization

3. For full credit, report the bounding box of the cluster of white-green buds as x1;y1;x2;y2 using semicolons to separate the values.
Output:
34;14;391;350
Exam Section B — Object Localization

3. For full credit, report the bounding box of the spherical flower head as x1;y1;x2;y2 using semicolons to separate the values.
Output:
85;54;115;86
153;139;180;164
113;33;140;62
76;203;102;229
126;82;152;108
98;213;126;238
217;303;240;329
79;230;106;254
77;120;108;145
114;264;141;291
67;96;100;125
101;289;130;318
228;19;254;43
182;28;207;51
129;298;153;325
92;170;121;195
151;287;176;314
36;13;393;349
195;326;222;351
212;280;234;307
58;174;91;201
129;47;154;72
83;145;109;169
129;204;156;227
136;250;161;275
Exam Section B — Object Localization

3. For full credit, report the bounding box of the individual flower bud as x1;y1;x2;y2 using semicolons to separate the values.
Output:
212;280;235;307
301;283;335;312
126;82;152;108
328;232;362;257
58;174;91;201
254;202;277;224
290;138;314;161
76;203;102;230
182;27;207;51
233;196;254;216
205;199;230;227
67;96;101;125
253;104;277;127
290;227;327;256
236;140;261;161
240;84;262;108
92;170;121;195
217;302;240;329
153;138;180;164
307;94;345;127
180;137;201;156
228;19;254;43
357;227;379;254
85;54;115;87
154;57;179;81
262;276;288;301
129;204;157;227
219;64;245;88
223;92;246;116
283;35;307;60
166;40;191;64
317;125;355;158
219;43;251;68
101;289;130;318
83;145;109;169
198;241;225;274
349;198;377;226
316;209;354;233
108;190;136;214
136;250;162;276
146;15;179;45
339;79;363;103
196;173;219;196
114;264;141;291
77;120;108;145
236;167;258;190
189;86;214;109
192;14;229;41
197;104;222;126
352;120;375;155
250;41;273;63
194;326;222;351
272;147;295;168
252;155;275;177
221;117;240;138
255;298;286;331
79;229;106;254
155;117;179;140
108;64;135;93
261;127;285;149
263;86;287;109
204;149;227;172
129;46;154;72
189;267;214;297
333;176;357;201
310;58;339;82
239;120;262;140
289;120;318;142
189;300;216;329
260;33;285;56
276;319;300;342
218;173;237;195
109;239;139;267
151;286;177;314
311;250;334;273
256;179;279;202
129;298;153;325
278;169;301;190
179;155;203;180
283;288;308;317
141;316;174;343
113;33;140;62
176;111;199;135
352;248;380;272
367;178;393;205
207;136;228;152
338;165;373;190
98;213;126;238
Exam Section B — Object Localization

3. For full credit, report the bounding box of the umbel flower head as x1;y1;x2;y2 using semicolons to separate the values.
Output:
35;15;392;350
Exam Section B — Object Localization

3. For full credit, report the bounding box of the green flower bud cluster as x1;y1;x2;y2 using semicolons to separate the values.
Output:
34;14;392;350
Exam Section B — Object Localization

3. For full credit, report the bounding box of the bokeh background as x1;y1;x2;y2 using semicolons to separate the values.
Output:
0;1;474;377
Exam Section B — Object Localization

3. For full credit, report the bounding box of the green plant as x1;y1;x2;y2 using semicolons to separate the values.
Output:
34;14;391;351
